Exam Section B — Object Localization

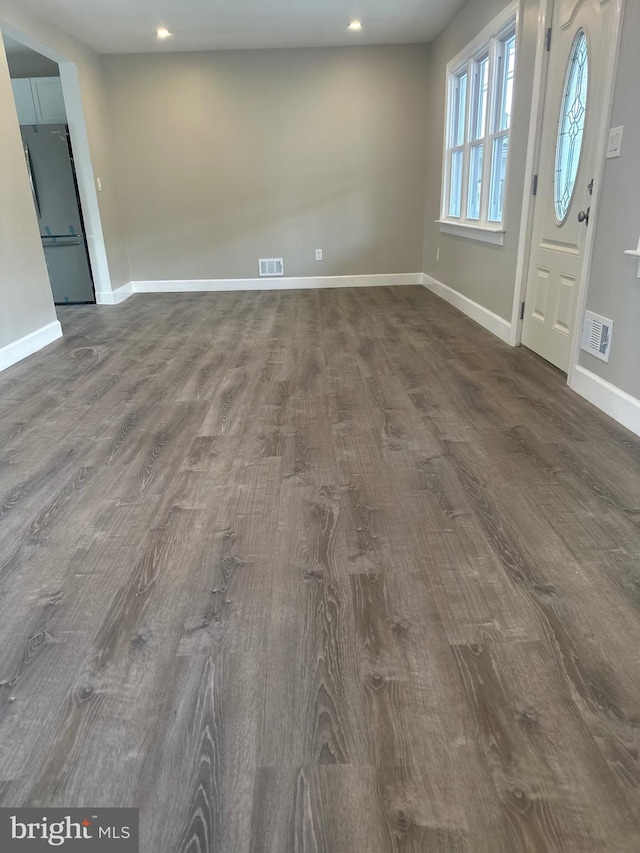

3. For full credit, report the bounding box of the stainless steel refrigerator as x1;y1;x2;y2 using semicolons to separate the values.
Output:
22;124;95;304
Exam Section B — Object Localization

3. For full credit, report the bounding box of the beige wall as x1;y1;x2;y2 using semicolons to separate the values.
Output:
422;0;539;321
0;0;130;296
101;45;430;282
0;31;57;348
579;0;640;399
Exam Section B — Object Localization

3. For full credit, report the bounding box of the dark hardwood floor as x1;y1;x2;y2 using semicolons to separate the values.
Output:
1;286;640;852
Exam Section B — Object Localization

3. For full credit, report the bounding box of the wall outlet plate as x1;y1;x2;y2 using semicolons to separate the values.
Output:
606;126;624;159
315;249;323;261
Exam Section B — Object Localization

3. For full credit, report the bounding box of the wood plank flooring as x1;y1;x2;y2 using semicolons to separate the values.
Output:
1;286;640;851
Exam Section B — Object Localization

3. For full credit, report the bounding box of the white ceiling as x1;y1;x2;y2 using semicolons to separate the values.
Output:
16;0;467;54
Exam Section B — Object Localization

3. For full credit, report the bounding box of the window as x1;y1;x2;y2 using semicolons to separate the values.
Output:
440;6;518;242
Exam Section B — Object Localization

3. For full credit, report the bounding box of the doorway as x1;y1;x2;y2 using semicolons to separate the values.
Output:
5;35;95;305
518;0;623;373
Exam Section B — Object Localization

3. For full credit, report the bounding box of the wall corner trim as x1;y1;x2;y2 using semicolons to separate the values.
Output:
0;321;63;373
420;273;513;345
96;282;135;305
569;364;640;437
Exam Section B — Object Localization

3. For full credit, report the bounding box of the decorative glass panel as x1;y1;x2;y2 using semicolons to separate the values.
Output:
489;136;509;222
449;150;464;217
467;144;484;220
554;31;589;223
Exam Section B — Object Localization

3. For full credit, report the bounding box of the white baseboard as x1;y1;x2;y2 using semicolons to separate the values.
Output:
132;272;423;294
570;364;640;437
93;274;422;304
421;273;513;345
0;320;63;373
96;282;134;305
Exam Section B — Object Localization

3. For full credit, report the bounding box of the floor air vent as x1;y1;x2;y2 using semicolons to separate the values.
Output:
581;311;613;363
259;258;284;277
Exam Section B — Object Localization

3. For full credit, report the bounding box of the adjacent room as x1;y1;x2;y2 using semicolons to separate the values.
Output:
1;0;639;850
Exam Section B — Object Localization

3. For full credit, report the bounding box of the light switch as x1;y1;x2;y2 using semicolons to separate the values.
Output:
606;126;624;159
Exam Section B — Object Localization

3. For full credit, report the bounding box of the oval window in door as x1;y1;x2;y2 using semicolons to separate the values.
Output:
554;30;589;223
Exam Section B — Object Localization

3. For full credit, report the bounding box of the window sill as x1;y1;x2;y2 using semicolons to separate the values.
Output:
437;219;505;246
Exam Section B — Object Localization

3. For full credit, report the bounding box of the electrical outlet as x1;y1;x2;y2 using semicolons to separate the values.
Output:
315;249;323;261
436;249;440;262
606;126;624;158
96;177;103;192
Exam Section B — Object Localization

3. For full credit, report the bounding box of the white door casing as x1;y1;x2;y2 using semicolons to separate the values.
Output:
521;0;615;372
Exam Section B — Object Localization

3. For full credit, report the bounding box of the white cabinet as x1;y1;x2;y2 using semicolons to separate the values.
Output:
11;78;37;124
31;78;67;123
10;77;66;125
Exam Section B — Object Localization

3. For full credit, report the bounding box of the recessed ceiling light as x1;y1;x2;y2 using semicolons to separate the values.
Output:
348;21;363;32
156;27;172;39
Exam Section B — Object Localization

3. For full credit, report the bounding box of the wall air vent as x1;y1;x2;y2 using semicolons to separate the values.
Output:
259;258;284;277
581;310;613;362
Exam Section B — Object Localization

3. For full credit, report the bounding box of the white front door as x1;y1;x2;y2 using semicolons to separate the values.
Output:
522;0;614;372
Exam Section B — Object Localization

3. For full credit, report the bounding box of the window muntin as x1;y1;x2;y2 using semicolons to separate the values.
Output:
448;72;467;218
554;30;589;223
443;21;517;230
449;150;464;218
452;72;467;147
497;34;516;132
468;144;484;220
471;55;490;141
489;135;509;222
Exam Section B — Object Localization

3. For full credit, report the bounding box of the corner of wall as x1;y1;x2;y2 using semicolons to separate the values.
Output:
421;272;513;344
569;364;640;438
0;320;62;372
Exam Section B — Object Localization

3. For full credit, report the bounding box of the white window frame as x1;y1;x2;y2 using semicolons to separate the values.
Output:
438;2;519;245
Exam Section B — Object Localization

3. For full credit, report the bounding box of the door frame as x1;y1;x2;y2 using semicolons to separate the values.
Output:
510;0;626;391
0;23;114;302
